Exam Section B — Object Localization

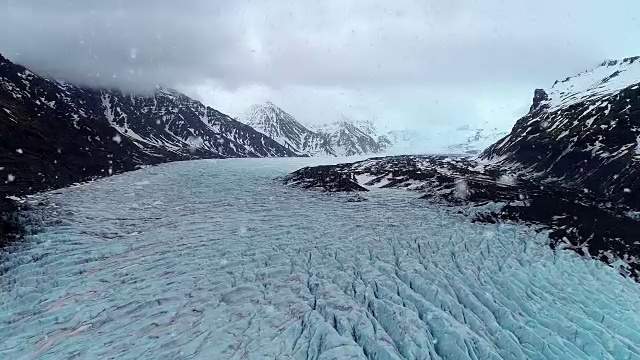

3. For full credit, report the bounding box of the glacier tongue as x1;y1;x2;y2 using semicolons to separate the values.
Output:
1;158;640;359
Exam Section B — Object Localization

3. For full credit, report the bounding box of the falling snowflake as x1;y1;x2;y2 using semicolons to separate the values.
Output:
112;134;122;144
7;174;15;182
498;174;517;186
187;136;203;153
624;188;632;193
16;148;23;154
453;179;469;199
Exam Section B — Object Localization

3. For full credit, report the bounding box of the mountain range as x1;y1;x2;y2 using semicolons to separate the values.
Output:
240;102;389;157
240;101;506;157
0;52;296;198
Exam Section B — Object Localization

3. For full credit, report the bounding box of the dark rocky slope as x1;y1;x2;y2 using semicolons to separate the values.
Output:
0;52;296;246
283;57;640;281
482;56;640;208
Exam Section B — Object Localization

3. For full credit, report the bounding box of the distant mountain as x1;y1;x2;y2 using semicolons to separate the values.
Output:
352;118;378;137
482;56;640;207
313;119;388;156
240;102;333;156
241;103;388;157
0;53;296;197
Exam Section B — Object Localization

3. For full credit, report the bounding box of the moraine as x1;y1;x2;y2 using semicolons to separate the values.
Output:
2;158;640;359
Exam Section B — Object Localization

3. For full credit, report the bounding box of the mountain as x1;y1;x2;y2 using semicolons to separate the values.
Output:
0;53;296;197
352;118;378;137
314;119;387;156
241;103;388;157
240;102;333;156
482;56;640;207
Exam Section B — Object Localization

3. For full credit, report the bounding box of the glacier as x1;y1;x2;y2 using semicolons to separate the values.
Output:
1;158;640;359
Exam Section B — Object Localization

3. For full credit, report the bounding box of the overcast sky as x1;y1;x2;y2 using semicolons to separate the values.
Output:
1;0;639;131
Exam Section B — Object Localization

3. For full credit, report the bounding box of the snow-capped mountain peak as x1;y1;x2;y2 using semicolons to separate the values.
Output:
240;102;333;156
312;118;387;156
240;102;392;157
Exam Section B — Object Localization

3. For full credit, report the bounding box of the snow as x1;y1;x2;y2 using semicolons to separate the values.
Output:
101;94;156;148
2;158;640;359
546;57;640;111
453;178;470;199
381;126;508;156
71;114;80;129
498;174;518;186
240;102;332;156
354;174;378;186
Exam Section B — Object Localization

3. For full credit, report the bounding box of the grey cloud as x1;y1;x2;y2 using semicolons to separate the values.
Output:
0;0;246;91
2;0;639;91
1;0;639;129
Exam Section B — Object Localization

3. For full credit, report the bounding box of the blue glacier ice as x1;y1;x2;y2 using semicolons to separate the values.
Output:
1;158;640;359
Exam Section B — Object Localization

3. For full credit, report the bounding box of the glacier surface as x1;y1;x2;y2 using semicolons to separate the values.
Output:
1;158;640;359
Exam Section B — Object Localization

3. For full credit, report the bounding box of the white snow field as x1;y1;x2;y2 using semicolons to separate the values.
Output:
2;158;640;360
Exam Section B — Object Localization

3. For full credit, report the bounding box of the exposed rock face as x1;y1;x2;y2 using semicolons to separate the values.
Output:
530;88;549;111
283;165;368;192
482;56;640;208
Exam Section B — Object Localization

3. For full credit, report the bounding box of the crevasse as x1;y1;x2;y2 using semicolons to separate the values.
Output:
1;158;639;359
